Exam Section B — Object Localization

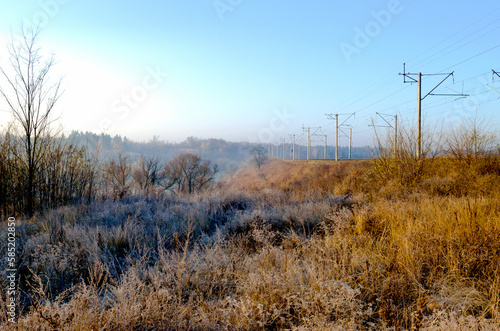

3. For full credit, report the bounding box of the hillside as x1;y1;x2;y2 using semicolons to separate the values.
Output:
224;158;371;193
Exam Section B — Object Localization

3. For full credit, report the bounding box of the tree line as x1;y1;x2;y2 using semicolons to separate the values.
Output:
0;28;220;217
0;129;219;216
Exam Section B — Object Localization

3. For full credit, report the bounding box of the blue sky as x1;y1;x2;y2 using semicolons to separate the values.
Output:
0;0;499;146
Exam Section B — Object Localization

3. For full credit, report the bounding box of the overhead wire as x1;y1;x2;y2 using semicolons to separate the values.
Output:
414;18;500;69
439;44;500;73
299;9;500;146
405;8;500;65
333;9;500;116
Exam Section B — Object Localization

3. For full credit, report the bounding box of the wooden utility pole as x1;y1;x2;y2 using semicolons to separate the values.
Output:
292;134;295;160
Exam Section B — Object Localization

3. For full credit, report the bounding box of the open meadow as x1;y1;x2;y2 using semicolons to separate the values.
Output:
1;153;499;330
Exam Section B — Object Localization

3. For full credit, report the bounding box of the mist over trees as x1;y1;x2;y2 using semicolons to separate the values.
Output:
0;29;374;216
61;131;374;164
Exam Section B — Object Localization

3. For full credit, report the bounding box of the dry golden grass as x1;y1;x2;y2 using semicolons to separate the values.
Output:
2;155;500;330
225;159;370;197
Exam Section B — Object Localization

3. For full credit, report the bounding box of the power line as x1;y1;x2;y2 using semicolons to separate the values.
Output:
414;19;500;69
326;10;500;145
325;113;354;161
356;85;411;113
334;11;500;116
399;64;467;158
334;11;500;120
335;75;400;114
440;44;500;73
407;8;500;65
492;69;500;82
301;125;321;160
369;112;398;157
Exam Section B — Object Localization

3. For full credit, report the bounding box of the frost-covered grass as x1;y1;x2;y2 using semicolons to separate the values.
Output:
1;158;500;330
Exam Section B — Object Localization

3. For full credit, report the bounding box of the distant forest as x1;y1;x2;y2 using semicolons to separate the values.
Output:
63;130;374;172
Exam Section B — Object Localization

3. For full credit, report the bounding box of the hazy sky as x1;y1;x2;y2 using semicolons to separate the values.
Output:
0;1;499;146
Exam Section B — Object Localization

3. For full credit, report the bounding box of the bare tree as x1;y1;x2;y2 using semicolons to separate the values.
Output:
162;153;218;194
0;27;62;215
249;145;268;169
103;152;131;199
132;155;164;192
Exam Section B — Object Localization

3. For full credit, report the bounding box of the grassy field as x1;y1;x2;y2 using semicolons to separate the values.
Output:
1;156;500;330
